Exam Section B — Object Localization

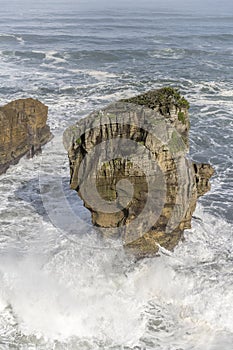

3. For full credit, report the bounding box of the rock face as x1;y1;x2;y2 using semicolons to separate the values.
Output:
0;98;53;175
64;88;214;257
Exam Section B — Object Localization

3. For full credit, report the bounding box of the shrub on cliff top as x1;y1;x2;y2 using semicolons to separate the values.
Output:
122;87;190;110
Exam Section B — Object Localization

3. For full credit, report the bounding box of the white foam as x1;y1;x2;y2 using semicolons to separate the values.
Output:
149;48;185;59
15;36;25;45
0;33;25;45
44;50;67;64
0;199;232;349
189;81;233;111
0;242;146;345
69;68;118;80
0;295;7;313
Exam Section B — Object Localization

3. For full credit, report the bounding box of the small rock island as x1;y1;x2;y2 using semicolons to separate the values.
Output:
0;98;52;175
64;87;214;257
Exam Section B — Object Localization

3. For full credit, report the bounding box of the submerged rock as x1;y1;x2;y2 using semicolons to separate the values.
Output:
0;98;53;175
64;88;214;258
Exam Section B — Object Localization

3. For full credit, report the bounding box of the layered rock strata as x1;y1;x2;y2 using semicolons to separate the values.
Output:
64;88;214;257
0;98;52;175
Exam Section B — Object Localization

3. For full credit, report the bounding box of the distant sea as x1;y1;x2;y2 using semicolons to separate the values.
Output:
0;2;232;349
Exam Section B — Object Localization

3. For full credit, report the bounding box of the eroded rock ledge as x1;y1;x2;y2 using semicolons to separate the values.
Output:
0;98;53;175
64;88;214;257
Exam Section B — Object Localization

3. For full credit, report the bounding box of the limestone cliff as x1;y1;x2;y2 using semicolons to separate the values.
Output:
64;88;214;257
0;98;53;175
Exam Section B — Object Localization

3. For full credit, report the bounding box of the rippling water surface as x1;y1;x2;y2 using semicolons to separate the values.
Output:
0;1;232;349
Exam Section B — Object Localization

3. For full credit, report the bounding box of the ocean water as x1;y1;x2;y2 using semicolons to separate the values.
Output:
0;1;233;349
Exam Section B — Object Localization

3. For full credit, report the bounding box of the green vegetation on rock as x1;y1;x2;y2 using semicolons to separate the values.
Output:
121;87;190;110
76;137;81;145
178;111;186;124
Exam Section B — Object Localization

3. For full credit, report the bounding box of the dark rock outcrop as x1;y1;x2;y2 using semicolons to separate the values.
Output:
64;88;214;257
0;98;53;175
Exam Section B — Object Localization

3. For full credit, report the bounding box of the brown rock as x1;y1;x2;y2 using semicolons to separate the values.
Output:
63;88;214;258
0;98;53;175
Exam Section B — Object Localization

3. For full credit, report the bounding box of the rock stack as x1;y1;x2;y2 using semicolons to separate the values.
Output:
0;98;52;175
64;88;214;257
